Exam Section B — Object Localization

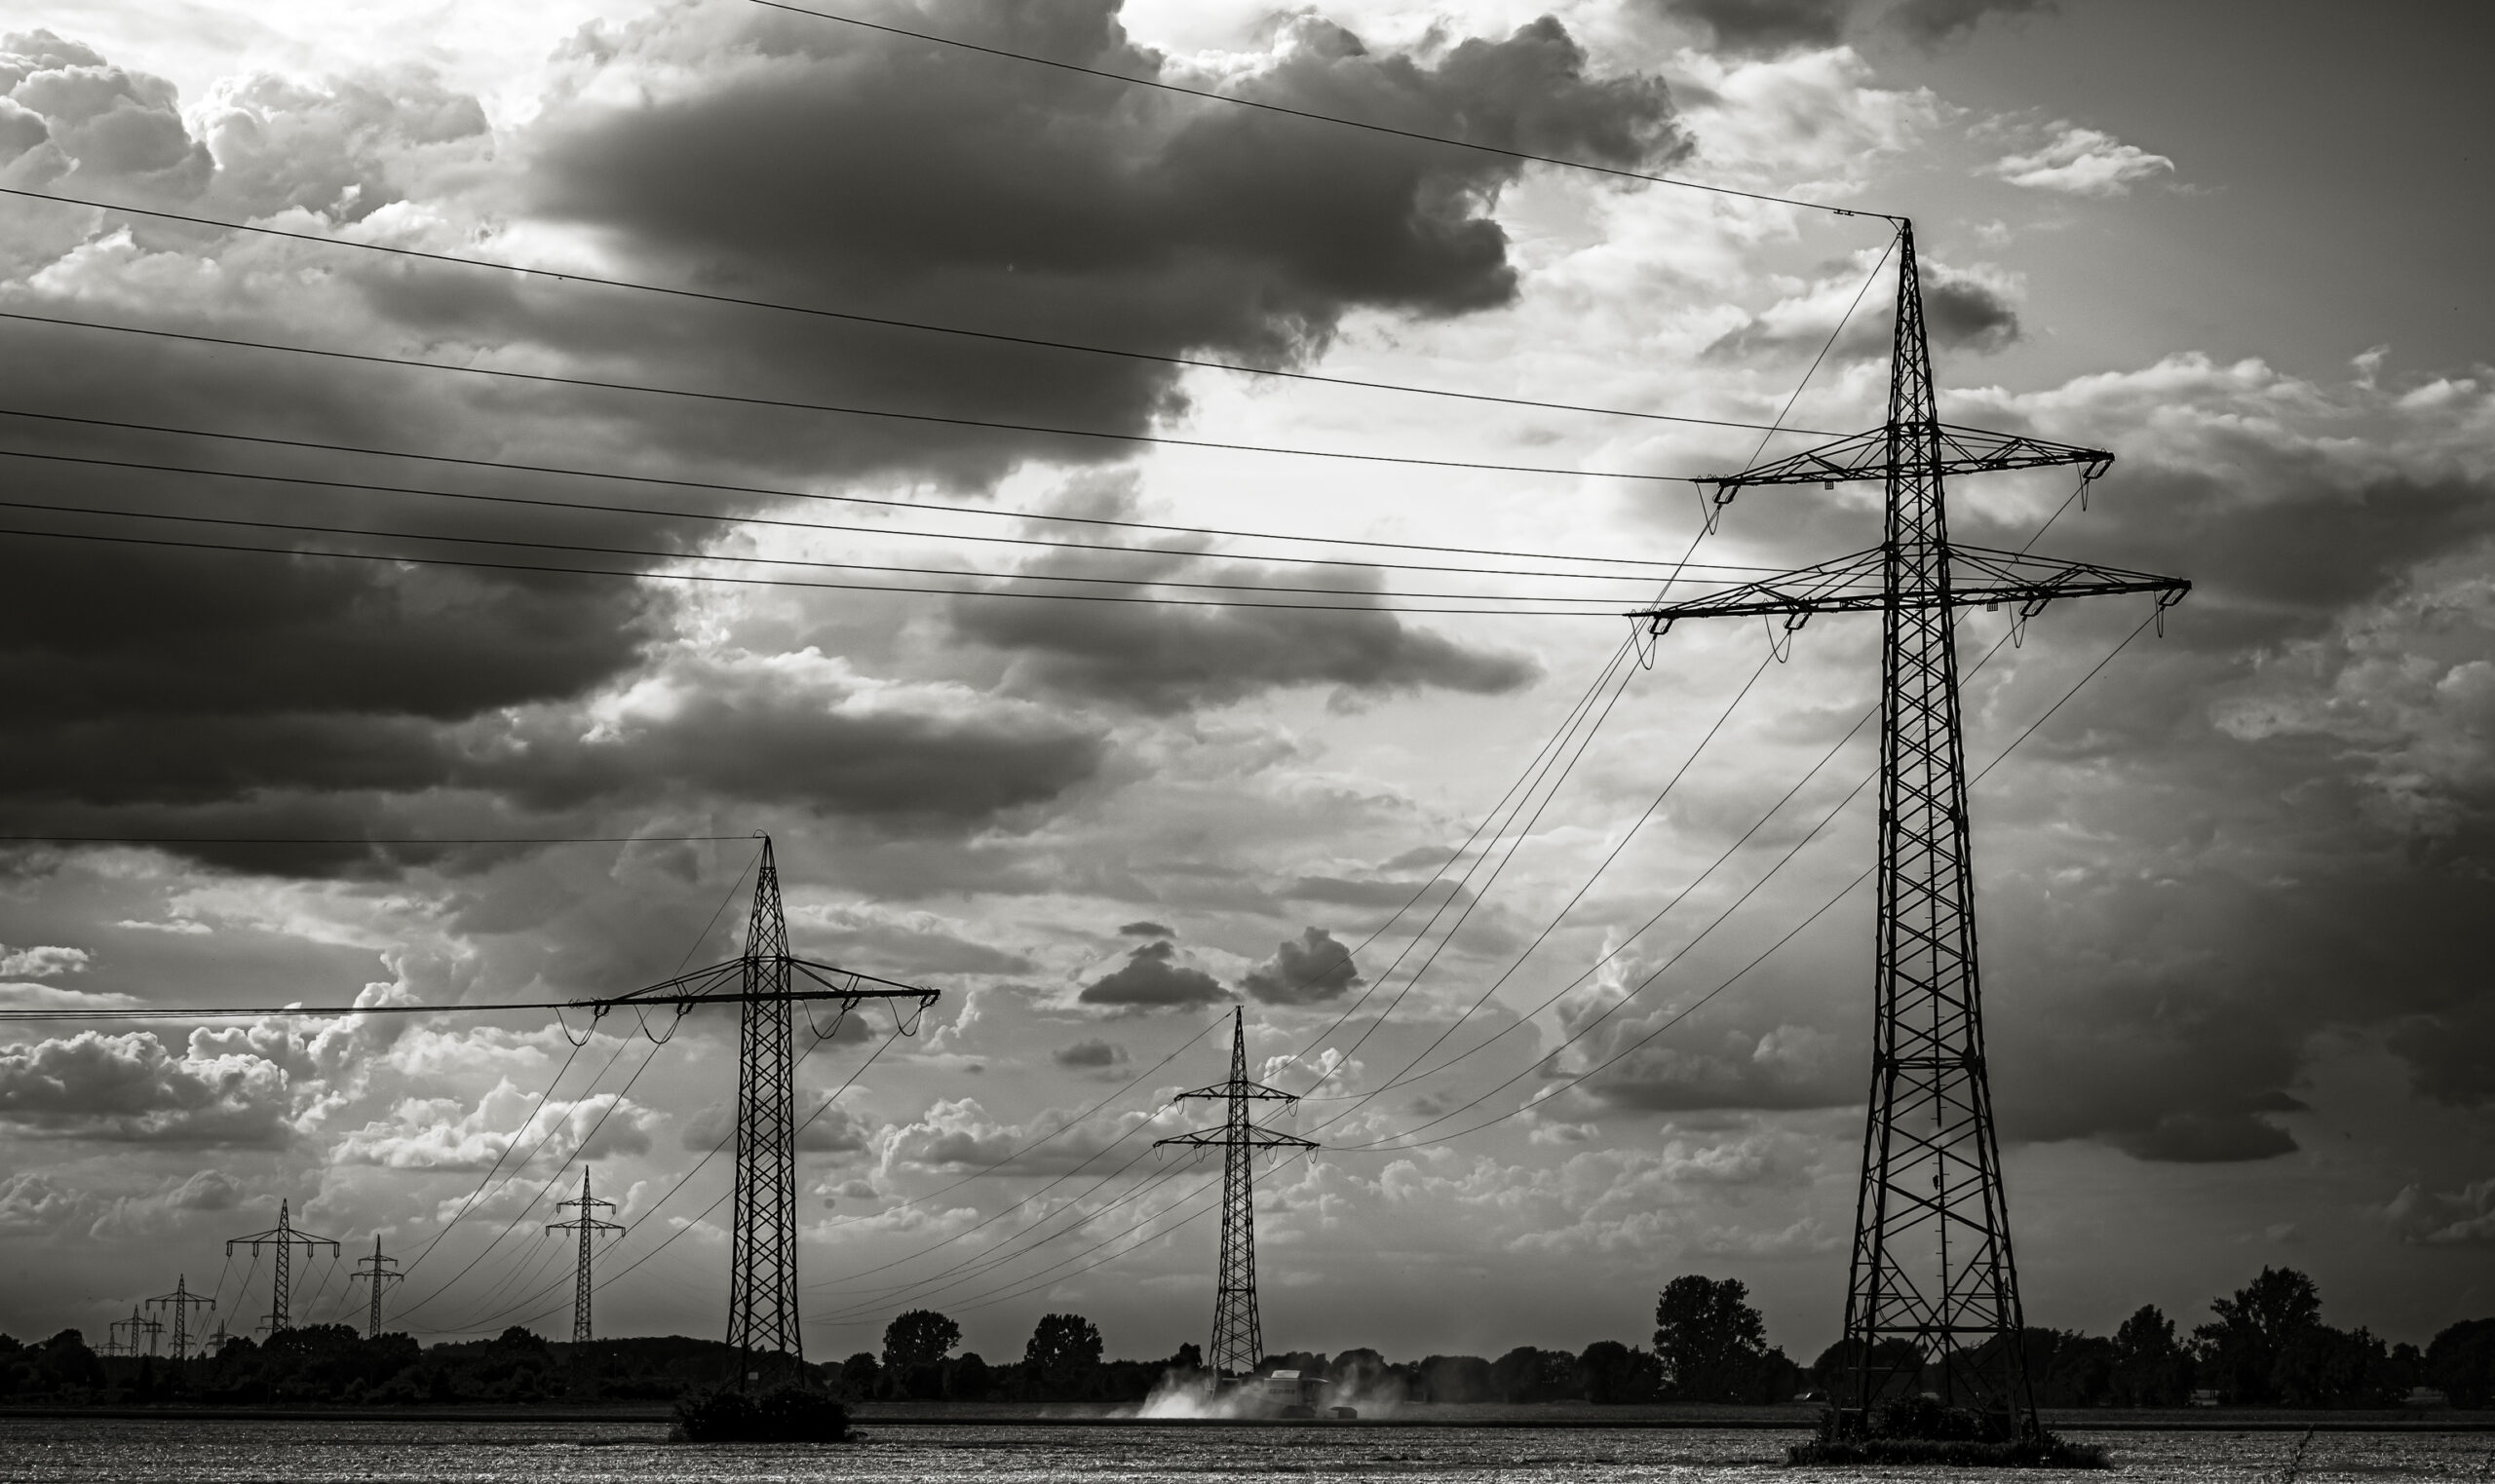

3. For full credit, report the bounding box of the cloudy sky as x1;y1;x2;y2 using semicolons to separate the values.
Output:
0;0;2488;1366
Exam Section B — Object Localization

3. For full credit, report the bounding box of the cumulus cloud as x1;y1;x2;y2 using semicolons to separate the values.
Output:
1989;123;2174;196
1077;938;1230;1009
0;945;88;977
875;1095;1168;1176
0;1029;292;1144
1242;927;1363;1006
2384;1179;2495;1245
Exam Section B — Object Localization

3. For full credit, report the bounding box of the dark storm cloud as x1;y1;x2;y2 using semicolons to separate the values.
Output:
1704;260;2018;362
1053;1038;1128;1069
1242;927;1363;1006
947;552;1540;711
1882;0;2056;45
1660;0;1852;54
0;6;1659;869
1118;921;1174;939
1076;938;1229;1009
522;0;1681;487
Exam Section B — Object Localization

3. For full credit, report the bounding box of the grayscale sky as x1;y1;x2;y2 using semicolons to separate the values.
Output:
0;0;2487;1365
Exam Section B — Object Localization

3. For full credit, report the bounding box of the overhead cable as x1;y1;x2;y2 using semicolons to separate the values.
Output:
0;439;1796;583
0;311;1687;483
0;185;1845;439
0;408;1732;571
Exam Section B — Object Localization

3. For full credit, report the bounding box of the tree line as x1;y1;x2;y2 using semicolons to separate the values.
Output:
4;1263;2490;1409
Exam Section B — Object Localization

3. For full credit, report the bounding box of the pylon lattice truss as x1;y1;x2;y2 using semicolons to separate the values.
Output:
577;835;939;1374
144;1275;213;1363
348;1234;403;1339
224;1199;338;1338
1156;1008;1317;1380
1631;220;2187;1435
549;1167;624;1346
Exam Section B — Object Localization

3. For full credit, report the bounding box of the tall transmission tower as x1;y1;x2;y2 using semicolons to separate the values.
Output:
144;1275;214;1362
549;1167;624;1345
1633;219;2186;1439
1155;1008;1317;1381
583;834;939;1379
107;1308;161;1358
225;1200;339;1337
348;1235;403;1339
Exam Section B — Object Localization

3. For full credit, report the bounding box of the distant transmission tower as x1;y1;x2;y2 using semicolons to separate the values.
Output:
1156;1008;1317;1380
348;1235;403;1338
225;1200;339;1337
1634;219;2186;1437
549;1167;624;1345
144;1275;214;1362
585;834;939;1380
107;1307;161;1358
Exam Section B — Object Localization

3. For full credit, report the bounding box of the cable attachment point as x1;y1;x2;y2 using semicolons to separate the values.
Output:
1630;617;1659;669
807;1001;851;1043
1765;610;1808;664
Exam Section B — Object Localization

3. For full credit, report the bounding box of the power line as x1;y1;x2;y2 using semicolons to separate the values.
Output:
0;492;1700;607
0;440;1795;583
0;310;1691;483
0;521;1626;617
0;185;1846;440
743;0;1894;223
0;833;744;847
0;408;1736;571
1337;612;2169;1151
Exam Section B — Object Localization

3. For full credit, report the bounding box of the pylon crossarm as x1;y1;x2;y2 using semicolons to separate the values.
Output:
1631;546;2186;628
1173;1078;1300;1103
1631;548;1886;627
1155;1127;1319;1152
1699;424;2113;503
581;956;937;1010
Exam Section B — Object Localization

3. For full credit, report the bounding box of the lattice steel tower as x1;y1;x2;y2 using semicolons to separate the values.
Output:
144;1275;212;1362
587;833;939;1380
730;839;799;1365
550;1167;623;1345
1633;219;2186;1436
349;1234;403;1338
1156;1008;1317;1380
225;1200;338;1337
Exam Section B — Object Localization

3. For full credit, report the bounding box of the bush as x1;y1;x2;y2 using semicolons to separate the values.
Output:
672;1384;851;1443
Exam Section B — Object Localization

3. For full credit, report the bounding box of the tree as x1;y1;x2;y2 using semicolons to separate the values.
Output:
1023;1313;1102;1398
1654;1275;1768;1402
2110;1305;2192;1406
1578;1341;1665;1404
2429;1319;2495;1408
837;1352;880;1400
881;1310;961;1373
2193;1267;2322;1404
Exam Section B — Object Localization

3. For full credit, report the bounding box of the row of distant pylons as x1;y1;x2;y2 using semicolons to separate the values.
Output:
97;1168;624;1360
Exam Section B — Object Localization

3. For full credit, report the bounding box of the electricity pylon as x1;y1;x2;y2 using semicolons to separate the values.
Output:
1633;219;2186;1438
144;1275;214;1361
582;834;938;1378
225;1200;339;1337
1155;1008;1317;1380
348;1235;403;1338
107;1308;161;1358
549;1167;624;1345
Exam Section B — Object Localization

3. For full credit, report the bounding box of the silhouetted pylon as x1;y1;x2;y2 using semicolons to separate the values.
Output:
1634;218;2186;1437
225;1199;338;1337
549;1167;623;1346
1156;1008;1317;1380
